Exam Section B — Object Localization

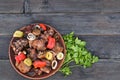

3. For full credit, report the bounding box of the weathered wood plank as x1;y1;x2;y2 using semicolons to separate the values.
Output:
0;13;120;35
103;0;120;12
1;35;120;59
0;36;11;59
29;0;102;13
0;59;120;80
0;0;24;13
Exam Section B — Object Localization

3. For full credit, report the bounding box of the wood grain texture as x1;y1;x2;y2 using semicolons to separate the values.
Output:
29;0;102;13
103;0;120;12
26;0;120;13
0;59;120;80
1;35;120;59
0;13;120;35
0;0;120;13
0;0;24;13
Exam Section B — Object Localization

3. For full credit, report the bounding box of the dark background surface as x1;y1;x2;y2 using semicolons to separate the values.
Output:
0;0;120;80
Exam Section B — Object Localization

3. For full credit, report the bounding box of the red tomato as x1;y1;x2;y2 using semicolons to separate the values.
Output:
15;53;26;63
47;36;55;49
33;60;46;68
39;23;47;30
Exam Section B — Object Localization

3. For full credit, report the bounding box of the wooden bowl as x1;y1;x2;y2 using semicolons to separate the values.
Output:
8;23;66;80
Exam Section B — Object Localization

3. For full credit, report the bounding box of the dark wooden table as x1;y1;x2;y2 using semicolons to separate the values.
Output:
0;0;120;80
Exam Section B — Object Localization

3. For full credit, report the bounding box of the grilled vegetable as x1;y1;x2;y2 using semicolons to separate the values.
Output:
15;52;26;63
24;58;32;66
27;33;36;40
13;30;23;37
47;36;55;49
56;52;64;60
33;60;46;68
45;52;53;60
52;60;58;69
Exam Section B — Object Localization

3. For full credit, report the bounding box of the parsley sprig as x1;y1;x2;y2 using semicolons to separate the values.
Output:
59;32;99;76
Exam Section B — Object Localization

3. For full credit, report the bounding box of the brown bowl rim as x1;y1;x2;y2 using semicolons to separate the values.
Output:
8;23;66;80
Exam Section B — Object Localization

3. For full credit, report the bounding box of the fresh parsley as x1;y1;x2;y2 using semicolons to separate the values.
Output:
59;32;99;76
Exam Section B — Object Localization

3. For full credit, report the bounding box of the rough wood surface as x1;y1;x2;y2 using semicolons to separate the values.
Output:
1;35;120;59
103;0;120;12
29;0;102;13
0;0;120;80
0;13;120;35
0;59;120;80
1;0;120;13
26;0;120;13
0;0;24;13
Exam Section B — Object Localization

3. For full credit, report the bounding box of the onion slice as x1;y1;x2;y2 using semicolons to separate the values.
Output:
56;52;64;60
52;60;58;69
27;33;36;40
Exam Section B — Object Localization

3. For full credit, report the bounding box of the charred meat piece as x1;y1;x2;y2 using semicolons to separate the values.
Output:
16;61;31;73
31;39;46;51
47;28;54;36
34;68;43;75
41;67;51;73
42;59;51;66
37;51;45;59
40;34;49;42
52;42;63;53
24;26;32;34
29;49;37;61
12;39;28;54
38;69;42;75
54;33;59;41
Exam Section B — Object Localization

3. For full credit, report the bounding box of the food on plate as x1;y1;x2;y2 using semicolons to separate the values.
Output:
52;60;58;69
10;23;65;77
13;30;23;37
56;52;64;60
16;61;31;73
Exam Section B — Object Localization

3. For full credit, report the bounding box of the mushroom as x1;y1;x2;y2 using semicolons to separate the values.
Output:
32;28;41;36
27;33;36;41
31;39;46;51
16;61;31;73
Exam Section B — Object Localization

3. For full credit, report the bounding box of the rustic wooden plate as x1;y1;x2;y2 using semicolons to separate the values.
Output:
8;23;66;80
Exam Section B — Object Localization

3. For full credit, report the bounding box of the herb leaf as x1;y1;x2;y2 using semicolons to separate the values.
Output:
60;32;99;76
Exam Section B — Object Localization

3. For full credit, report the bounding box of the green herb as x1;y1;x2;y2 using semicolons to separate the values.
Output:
59;32;99;76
